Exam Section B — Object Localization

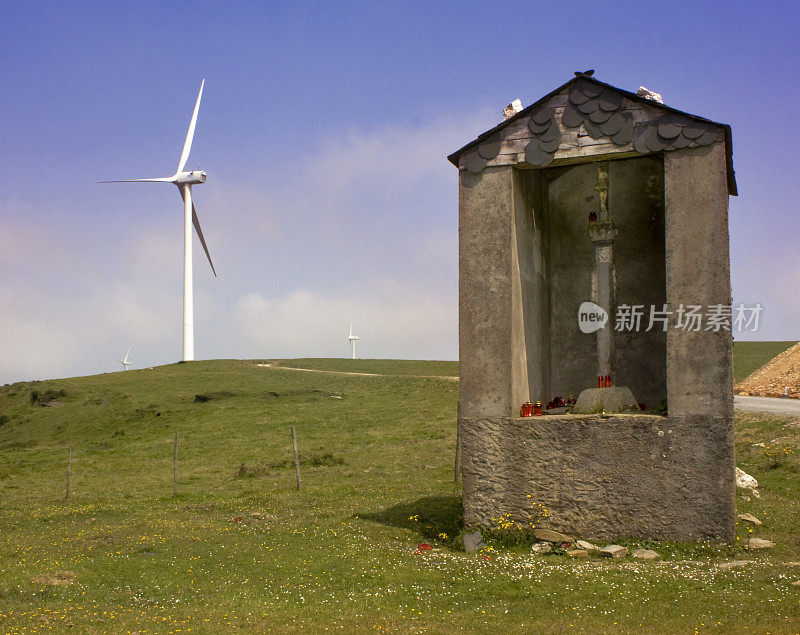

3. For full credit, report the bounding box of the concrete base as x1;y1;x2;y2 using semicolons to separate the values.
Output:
460;414;735;541
573;386;640;414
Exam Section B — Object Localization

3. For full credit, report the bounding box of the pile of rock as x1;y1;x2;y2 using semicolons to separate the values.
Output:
463;517;776;558
528;529;660;560
735;341;800;398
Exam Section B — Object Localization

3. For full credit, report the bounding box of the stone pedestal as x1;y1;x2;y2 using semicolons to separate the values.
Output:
573;386;639;414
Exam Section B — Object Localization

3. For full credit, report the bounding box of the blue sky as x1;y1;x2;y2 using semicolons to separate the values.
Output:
1;0;798;383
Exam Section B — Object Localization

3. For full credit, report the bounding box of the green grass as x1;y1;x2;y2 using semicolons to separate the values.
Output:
733;340;797;381
0;358;799;633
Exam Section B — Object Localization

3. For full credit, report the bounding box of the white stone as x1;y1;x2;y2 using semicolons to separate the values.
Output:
632;548;660;560
463;530;485;553
599;544;628;558
736;467;758;490
746;537;775;549
576;540;599;552
534;528;572;544
567;549;589;558
503;99;523;120
737;513;763;526
637;86;663;103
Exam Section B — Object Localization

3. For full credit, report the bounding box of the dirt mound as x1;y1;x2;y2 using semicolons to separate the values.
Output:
735;341;800;398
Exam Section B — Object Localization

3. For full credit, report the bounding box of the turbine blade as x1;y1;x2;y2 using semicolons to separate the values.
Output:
124;347;132;362
99;177;176;183
177;79;204;174
193;207;217;277
179;188;216;277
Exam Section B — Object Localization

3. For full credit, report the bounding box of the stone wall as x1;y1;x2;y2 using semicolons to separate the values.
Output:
664;143;733;418
460;413;735;541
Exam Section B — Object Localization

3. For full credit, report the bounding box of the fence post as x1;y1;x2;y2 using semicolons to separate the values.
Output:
66;445;72;500
173;431;178;498
291;426;301;490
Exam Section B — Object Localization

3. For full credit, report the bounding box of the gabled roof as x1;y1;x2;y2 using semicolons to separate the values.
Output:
448;75;737;196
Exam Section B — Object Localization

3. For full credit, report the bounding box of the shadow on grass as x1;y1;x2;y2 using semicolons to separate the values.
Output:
357;495;463;544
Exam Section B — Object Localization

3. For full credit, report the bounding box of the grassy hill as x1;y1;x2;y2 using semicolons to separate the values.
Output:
733;340;797;381
1;358;799;632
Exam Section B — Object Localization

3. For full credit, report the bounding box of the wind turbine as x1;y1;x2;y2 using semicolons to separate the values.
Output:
117;347;133;371
102;79;216;362
347;322;359;359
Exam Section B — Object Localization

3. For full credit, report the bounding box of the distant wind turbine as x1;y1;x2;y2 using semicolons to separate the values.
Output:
116;347;133;371
347;322;359;359
102;79;216;362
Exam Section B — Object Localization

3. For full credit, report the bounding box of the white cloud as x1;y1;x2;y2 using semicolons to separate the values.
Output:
234;282;456;360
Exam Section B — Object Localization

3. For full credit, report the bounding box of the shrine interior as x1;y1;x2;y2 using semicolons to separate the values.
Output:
512;155;668;411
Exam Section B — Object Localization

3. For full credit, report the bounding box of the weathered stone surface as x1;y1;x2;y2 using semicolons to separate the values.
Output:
534;528;572;544
791;580;800;587
738;513;762;526
463;530;485;553
576;540;599;552
599;545;628;558
458;167;516;419
747;538;775;550
567;549;589;558
632;548;660;560
532;542;552;554
664;143;734;419
461;414;735;541
573;386;639;414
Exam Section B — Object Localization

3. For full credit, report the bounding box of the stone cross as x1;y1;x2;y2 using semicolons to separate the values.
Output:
588;162;618;382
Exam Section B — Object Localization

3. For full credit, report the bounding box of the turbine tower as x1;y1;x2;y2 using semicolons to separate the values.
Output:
347;322;359;359
116;347;133;371
102;80;216;362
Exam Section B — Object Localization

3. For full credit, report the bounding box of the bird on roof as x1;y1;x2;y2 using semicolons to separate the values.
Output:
574;69;595;77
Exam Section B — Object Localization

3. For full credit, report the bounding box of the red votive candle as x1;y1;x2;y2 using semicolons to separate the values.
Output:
533;401;543;416
520;402;533;417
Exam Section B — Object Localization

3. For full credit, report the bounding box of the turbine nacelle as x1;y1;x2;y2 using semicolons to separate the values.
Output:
174;170;206;185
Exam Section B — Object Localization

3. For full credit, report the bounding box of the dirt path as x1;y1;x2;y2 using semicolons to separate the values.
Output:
255;362;459;381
